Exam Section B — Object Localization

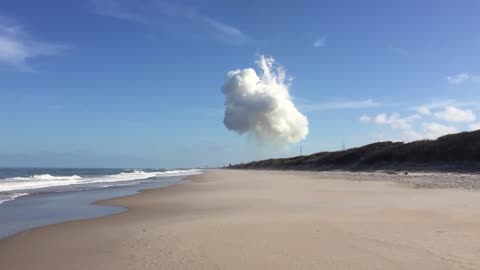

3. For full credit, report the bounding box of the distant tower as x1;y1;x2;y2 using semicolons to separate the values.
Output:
341;141;346;151
300;143;303;156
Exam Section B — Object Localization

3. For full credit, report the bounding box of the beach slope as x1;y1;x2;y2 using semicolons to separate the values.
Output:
1;169;480;269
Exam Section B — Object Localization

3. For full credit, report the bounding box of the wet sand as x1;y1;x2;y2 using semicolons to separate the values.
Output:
1;169;480;269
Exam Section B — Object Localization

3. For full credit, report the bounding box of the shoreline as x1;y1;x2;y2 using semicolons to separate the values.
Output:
0;174;194;240
0;180;188;242
2;169;480;269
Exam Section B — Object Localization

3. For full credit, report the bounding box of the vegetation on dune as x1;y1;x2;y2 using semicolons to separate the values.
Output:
231;130;480;171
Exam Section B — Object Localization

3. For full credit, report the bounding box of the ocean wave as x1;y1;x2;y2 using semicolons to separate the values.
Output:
11;174;82;181
0;192;29;205
0;169;201;193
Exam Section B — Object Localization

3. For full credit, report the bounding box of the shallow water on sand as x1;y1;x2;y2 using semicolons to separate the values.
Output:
0;176;186;239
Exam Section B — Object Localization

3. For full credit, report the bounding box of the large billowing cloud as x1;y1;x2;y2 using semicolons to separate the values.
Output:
221;55;308;144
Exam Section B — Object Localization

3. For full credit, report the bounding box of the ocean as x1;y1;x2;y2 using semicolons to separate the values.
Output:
0;167;201;238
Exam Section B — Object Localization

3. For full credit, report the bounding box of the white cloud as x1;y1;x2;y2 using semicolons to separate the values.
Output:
446;73;480;85
361;101;480;141
302;99;382;111
370;112;420;129
374;113;387;124
417;106;431;115
90;0;250;45
313;36;327;48
423;123;458;139
221;55;308;144
359;115;371;122
434;106;476;123
405;122;458;140
0;20;65;71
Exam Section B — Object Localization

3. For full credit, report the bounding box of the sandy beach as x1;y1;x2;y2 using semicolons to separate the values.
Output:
1;169;480;269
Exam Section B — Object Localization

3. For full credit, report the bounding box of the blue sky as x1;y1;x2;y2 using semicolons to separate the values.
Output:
0;0;479;168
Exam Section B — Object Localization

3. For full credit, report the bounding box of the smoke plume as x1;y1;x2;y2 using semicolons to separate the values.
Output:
221;55;309;144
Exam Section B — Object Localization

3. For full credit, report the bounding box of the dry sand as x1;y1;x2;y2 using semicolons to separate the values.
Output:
1;169;480;269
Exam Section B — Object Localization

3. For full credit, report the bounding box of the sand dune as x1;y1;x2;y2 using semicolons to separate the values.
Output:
1;169;480;269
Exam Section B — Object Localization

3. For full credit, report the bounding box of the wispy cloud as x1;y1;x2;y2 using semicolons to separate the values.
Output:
445;73;480;85
416;106;431;115
359;115;371;122
89;0;146;22
412;99;480;112
301;99;382;112
362;112;420;130
201;16;249;45
313;36;327;48
446;73;480;85
89;0;251;45
0;18;66;71
446;73;470;84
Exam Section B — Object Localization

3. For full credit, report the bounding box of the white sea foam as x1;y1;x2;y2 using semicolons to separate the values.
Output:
0;192;29;205
13;174;82;181
0;169;201;193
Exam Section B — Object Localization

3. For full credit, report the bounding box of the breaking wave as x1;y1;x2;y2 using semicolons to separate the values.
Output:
0;169;201;203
